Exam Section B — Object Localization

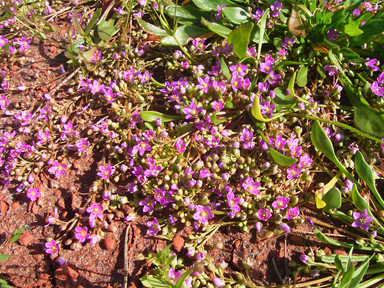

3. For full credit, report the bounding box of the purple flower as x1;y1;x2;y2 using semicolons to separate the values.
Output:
47;161;67;178
182;102;202;119
299;154;312;168
193;205;214;224
196;76;211;93
274;134;286;150
230;63;248;77
239;128;255;149
139;198;155;213
86;202;104;220
327;29;339;41
365;58;380;72
242;177;260;195
351;209;374;231
279;223;291;232
97;165;116;179
227;191;241;214
257;209;272;221
76;139;89;152
370;81;384;96
196;251;205;260
270;1;282;17
286;207;300;220
132;136;151;156
0;95;10;110
45;240;60;254
281;36;296;48
272;196;289;209
287;164;301;179
168;268;181;284
146;217;160;235
27;187;41;201
88;80;104;94
300;254;311;264
0;35;8;47
212;100;224;111
74;226;90;243
175;138;186;153
213;277;225;287
324;65;340;76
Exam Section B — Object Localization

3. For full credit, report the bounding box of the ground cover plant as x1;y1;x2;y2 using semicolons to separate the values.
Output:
1;0;384;287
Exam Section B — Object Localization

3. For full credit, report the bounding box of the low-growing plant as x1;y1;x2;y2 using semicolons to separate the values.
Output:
1;0;384;286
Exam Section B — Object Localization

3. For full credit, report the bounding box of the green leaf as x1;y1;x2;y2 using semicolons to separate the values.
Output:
98;19;119;41
321;255;369;263
201;18;231;37
339;248;354;288
140;275;169;288
174;268;195;288
269;148;297;166
85;8;101;35
222;7;251;25
177;123;194;136
140;111;184;123
10;227;24;243
0;255;11;261
315;229;353;249
349;255;373;288
335;255;346;272
339;77;384;138
250;26;270;44
339;48;360;59
65;39;86;60
360;19;384;36
160;26;209;46
136;18;168;36
192;0;236;11
251;94;268;122
257;9;270;61
321;187;342;213
310;121;356;184
78;47;98;71
228;22;253;59
344;24;363;36
0;279;12;288
355;151;384;209
351;184;370;213
273;87;296;108
220;58;231;81
297;65;308;87
164;5;210;20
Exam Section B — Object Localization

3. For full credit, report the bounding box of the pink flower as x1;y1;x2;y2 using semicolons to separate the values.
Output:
272;196;289;209
27;187;41;202
47;161;67;178
45;240;60;254
286;207;300;220
175;138;186;153
97;164;116;179
257;209;272;221
146;217;160;235
74;226;90;243
193;206;214;224
242;177;260;195
196;251;205;260
213;277;225;287
86;202;104;220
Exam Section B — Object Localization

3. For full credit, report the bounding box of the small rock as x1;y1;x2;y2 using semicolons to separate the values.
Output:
10;65;18;71
324;247;332;256
54;264;79;281
103;237;116;250
31;63;39;69
173;236;185;252
121;204;134;214
334;248;348;256
36;273;50;286
18;231;33;246
136;243;143;250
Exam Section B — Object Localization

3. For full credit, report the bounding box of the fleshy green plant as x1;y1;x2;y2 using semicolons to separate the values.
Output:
0;228;25;288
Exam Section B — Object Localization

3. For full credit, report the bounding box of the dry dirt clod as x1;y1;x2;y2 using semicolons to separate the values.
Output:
36;273;51;286
103;236;116;250
54;264;79;281
18;231;33;246
173;235;185;252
